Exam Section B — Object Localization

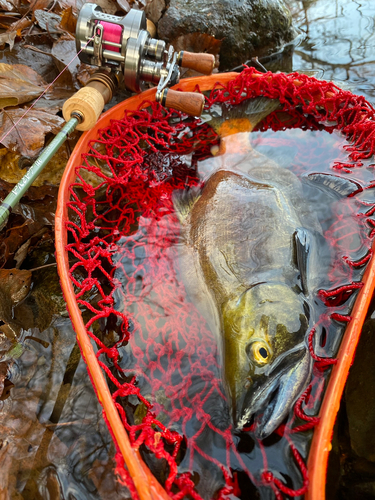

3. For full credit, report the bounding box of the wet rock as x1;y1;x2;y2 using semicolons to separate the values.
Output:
345;317;375;462
157;0;297;71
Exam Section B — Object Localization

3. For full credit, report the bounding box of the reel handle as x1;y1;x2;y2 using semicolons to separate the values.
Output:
161;89;205;116
177;51;215;75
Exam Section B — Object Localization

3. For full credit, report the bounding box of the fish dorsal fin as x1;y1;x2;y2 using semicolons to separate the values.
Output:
305;173;362;199
294;228;311;296
172;186;201;223
217;97;281;155
219;96;281;137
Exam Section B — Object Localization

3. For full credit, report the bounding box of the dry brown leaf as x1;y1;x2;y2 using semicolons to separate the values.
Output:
56;0;116;13
0;269;32;305
0;0;18;12
92;0;118;14
59;6;76;34
0;62;46;86
0;108;64;157
0;130;79;186
51;36;80;89
28;0;50;11
0;31;16;51
116;0;130;13
76;62;96;86
144;0;164;23
34;10;62;34
0;63;46;108
56;0;85;12
7;16;33;33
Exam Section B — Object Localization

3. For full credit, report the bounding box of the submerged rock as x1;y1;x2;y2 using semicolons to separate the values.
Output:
157;0;297;71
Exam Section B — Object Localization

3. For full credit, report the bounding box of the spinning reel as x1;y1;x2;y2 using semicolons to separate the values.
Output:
63;3;215;130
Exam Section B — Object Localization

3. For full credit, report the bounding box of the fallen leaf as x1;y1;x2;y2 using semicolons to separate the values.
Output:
0;362;9;399
55;0;115;13
58;6;76;34
7;16;33;33
0;107;64;157
92;0;118;14
0;215;41;267
56;0;85;12
34;10;62;35
116;0;130;13
0;13;22;28
14;227;48;268
0;31;16;51
76;62;96;86
0;268;32;338
144;0;164;23
51;36;80;90
0;36;59;84
0;62;46;86
0;62;45;108
0;63;46;108
0;268;32;304
28;0;51;11
0;128;79;185
0;0;18;11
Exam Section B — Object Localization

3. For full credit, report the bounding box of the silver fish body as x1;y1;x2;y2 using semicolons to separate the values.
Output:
174;146;323;439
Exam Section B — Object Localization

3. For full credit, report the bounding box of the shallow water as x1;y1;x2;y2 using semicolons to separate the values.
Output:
2;0;375;499
109;123;372;498
287;0;375;102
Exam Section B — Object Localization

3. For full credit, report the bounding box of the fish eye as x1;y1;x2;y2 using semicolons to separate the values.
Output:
251;341;271;365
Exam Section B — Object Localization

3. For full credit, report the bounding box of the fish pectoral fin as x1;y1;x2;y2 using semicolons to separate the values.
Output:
294;228;312;296
304;173;362;199
172;185;202;223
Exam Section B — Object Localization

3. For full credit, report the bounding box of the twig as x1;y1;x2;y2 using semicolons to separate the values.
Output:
23;44;52;56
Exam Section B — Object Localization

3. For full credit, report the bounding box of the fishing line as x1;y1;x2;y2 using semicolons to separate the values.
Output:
0;34;95;145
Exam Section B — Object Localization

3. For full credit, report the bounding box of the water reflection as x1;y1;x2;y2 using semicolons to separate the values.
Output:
0;311;130;499
287;0;375;100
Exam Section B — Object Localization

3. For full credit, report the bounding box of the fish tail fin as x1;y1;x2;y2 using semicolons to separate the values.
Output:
172;185;201;223
206;96;281;138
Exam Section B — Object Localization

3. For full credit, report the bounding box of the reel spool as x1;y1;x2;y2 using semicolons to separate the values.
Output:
63;3;215;129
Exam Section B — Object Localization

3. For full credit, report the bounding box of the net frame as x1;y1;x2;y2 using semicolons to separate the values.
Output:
55;69;375;500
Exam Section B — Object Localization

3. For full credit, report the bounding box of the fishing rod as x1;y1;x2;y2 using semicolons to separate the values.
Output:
0;3;215;231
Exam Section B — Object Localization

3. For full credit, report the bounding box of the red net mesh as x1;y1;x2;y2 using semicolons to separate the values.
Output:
65;68;375;499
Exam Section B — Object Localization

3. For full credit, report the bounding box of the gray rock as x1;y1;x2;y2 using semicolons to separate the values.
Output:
157;0;298;71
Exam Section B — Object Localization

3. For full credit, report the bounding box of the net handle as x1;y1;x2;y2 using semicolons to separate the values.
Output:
55;71;375;500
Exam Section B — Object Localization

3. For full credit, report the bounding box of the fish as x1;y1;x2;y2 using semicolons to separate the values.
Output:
173;97;331;439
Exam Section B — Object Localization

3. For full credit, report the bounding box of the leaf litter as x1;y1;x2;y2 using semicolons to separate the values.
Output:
0;0;154;498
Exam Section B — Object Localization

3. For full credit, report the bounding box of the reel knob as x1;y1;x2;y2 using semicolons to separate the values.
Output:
160;89;205;116
177;51;215;75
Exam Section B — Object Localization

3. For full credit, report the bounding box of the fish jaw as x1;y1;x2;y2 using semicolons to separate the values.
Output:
237;345;313;439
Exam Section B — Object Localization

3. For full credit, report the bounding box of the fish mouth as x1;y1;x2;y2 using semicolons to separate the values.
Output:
236;342;313;440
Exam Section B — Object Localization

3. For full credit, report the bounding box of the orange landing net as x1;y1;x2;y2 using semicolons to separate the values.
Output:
55;69;375;500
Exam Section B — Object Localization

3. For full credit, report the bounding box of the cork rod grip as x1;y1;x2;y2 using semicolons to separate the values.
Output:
62;86;105;131
179;51;215;75
162;89;205;116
